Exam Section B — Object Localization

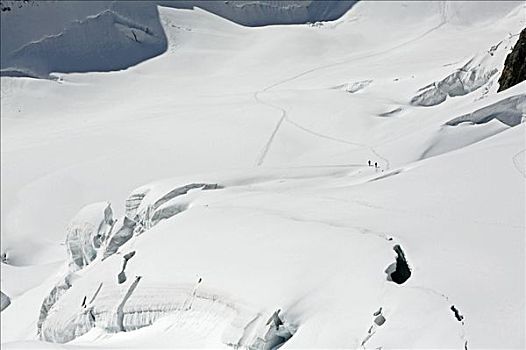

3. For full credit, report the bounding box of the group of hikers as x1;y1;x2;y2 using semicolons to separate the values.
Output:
367;160;379;168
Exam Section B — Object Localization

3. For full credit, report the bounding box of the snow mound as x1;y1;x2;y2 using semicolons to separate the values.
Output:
421;120;510;160
335;79;373;93
445;94;526;127
66;202;114;270
130;182;222;235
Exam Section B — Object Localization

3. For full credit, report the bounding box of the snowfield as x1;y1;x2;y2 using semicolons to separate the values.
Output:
1;1;525;349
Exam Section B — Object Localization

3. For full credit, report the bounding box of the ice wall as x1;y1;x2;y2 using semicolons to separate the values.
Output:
0;1;357;78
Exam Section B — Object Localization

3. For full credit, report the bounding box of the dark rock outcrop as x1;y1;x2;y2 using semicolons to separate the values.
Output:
498;28;526;92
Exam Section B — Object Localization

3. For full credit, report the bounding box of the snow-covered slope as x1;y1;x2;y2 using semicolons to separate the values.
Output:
0;1;167;78
163;0;358;27
0;1;356;78
1;1;525;349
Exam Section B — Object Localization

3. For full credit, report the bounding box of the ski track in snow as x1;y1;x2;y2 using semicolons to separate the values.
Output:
254;89;287;167
3;3;525;349
207;204;395;243
325;195;525;230
251;4;450;169
254;82;392;169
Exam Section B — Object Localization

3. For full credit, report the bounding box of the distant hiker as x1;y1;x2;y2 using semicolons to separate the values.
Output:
81;296;87;308
374;162;378;168
368;160;372;167
266;309;283;330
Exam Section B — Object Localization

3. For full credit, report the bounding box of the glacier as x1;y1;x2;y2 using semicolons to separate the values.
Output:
1;1;525;349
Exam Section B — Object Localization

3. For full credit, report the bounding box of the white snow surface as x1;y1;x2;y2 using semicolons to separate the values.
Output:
1;1;525;349
0;1;357;78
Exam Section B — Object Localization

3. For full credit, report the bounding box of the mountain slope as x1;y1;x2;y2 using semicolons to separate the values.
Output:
1;1;525;349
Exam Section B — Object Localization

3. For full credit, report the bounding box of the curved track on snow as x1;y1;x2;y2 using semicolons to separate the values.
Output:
253;5;449;168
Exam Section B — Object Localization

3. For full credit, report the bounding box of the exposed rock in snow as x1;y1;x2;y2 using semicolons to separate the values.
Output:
66;202;114;270
498;28;526;92
0;291;11;312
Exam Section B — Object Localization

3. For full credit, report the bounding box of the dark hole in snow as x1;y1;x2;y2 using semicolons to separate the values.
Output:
378;107;402;117
373;307;382;316
103;216;136;259
450;305;464;322
374;314;386;326
117;271;126;284
385;244;411;284
118;251;136;284
116;275;142;332
251;309;295;350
